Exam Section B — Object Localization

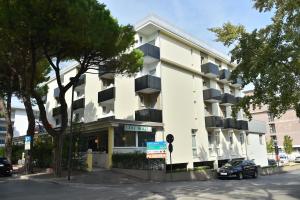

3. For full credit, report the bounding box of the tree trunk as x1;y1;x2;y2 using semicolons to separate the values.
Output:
53;134;64;177
22;95;35;174
0;94;13;163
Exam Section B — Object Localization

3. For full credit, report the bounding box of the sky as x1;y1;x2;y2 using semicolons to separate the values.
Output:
100;0;273;55
13;0;273;107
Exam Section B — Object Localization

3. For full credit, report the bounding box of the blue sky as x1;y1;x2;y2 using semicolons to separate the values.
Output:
100;0;273;55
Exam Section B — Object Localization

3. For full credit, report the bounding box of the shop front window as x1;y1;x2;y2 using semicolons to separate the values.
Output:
138;132;155;147
114;131;136;147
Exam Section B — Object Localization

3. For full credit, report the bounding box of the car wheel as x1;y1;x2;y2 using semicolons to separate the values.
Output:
253;171;258;179
238;172;243;180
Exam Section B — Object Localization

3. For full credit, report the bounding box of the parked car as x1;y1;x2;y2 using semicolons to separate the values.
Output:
0;157;13;177
268;159;277;166
295;156;300;163
218;160;258;180
279;155;289;166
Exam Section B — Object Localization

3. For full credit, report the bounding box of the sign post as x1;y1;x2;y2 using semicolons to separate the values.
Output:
25;136;31;150
166;134;174;180
146;141;167;180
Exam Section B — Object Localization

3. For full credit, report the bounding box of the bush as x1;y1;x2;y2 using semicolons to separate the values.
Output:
112;152;164;170
0;147;4;157
32;135;53;168
12;144;24;164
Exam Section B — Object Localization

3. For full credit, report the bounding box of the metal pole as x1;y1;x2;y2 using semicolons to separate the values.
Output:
67;78;76;181
170;152;172;181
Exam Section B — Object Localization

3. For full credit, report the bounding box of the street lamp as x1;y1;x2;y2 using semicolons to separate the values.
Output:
67;77;77;181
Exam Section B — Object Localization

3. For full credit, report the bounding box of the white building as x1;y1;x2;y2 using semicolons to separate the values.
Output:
44;15;268;169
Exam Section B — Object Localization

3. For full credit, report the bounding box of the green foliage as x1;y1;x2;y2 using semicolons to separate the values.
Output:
210;0;300;119
12;145;24;165
0;147;4;157
32;135;53;168
283;135;293;154
112;153;164;170
266;139;274;153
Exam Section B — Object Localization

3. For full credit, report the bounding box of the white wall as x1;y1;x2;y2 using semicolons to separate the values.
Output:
246;133;268;166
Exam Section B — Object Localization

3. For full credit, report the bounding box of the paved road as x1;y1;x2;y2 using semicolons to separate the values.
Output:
1;170;300;200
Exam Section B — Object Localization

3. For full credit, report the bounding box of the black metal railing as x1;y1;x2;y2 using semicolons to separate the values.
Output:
138;43;160;60
135;108;162;123
220;93;236;105
205;116;224;128
201;62;219;77
223;118;237;129
73;98;85;110
98;87;115;103
135;75;161;93
203;88;222;102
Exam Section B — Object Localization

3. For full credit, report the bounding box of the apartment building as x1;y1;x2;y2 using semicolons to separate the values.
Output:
244;90;300;154
0;118;5;147
45;15;267;169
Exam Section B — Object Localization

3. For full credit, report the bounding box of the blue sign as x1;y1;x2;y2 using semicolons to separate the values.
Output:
25;136;31;142
146;141;167;159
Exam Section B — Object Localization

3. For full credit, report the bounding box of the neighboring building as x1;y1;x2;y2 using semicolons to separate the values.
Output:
45;15;267;169
246;120;268;166
244;90;300;153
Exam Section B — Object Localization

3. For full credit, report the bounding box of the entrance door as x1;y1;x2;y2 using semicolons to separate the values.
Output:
87;131;108;168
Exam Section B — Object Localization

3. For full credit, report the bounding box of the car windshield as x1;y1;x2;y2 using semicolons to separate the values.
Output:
224;160;243;167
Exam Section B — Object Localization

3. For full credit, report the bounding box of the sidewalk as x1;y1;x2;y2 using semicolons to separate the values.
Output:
18;168;145;186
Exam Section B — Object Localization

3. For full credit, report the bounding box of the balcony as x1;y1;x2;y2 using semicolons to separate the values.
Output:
235;97;242;104
219;69;231;83
138;43;160;64
99;65;114;80
237;120;248;130
98;87;115;104
220;93;236;106
52;106;61;117
135;75;161;94
54;87;60;98
203;88;221;103
135;108;162;123
223;118;237;129
201;62;219;78
73;98;85;110
205;116;223;129
231;77;243;87
74;74;86;88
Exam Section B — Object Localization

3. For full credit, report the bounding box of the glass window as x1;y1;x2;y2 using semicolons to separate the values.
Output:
269;124;276;133
114;131;136;147
229;133;233;145
208;133;213;146
215;132;220;146
259;135;263;145
138;132;155;147
240;133;244;144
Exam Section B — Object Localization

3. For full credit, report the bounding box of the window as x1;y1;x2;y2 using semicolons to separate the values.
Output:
74;113;80;122
259;134;263;145
246;133;250;145
208;133;213;147
229;132;233;146
268;112;274;122
269;124;276;133
139;36;143;43
215;131;220;146
138;133;155;147
114;131;136;147
190;48;193;55
201;56;205;65
0;127;6;131
0;139;4;144
240;133;244;144
55;118;60;126
191;129;197;157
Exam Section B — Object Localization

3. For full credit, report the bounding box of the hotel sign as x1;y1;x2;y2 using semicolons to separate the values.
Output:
124;125;152;132
146;141;167;159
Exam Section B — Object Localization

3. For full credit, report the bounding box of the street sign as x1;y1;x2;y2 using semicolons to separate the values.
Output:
25;136;31;150
166;134;174;143
124;125;152;132
146;141;167;159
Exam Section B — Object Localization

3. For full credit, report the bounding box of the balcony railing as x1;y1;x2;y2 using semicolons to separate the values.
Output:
135;108;162;123
220;93;236;106
138;43;160;64
54;87;60;98
203;88;221;102
74;74;86;87
52;106;61;117
237;120;248;130
201;62;219;78
73;98;85;110
219;69;231;82
98;65;114;79
223;118;237;129
205;116;223;128
232;76;243;87
98;87;115;104
135;75;161;94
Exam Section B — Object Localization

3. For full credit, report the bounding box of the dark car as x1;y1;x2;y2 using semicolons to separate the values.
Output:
295;156;300;163
0;157;13;176
268;159;277;166
218;160;258;180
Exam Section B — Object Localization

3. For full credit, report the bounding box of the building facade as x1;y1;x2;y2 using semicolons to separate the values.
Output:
244;90;300;153
0;118;5;147
45;15;267;169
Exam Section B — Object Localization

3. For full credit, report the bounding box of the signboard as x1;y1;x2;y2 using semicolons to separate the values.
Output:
124;125;152;132
25;136;31;150
146;141;167;159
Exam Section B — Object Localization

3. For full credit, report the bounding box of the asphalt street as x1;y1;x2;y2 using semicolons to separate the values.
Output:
1;169;300;200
